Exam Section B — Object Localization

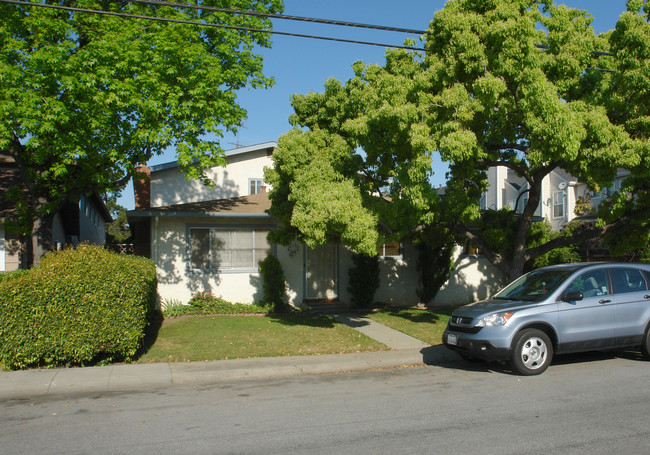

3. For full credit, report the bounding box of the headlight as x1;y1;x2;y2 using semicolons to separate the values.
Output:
476;312;514;327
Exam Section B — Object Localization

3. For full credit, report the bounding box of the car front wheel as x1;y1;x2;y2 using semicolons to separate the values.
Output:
510;329;553;376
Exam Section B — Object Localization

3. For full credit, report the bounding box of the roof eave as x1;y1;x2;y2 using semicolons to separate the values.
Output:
126;210;274;219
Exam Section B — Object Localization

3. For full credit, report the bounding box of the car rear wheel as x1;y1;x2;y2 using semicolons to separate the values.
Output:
510;329;553;376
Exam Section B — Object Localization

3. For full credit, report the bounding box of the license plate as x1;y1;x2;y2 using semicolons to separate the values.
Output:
447;333;458;346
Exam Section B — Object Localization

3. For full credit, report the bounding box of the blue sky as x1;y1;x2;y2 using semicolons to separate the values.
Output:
119;0;630;209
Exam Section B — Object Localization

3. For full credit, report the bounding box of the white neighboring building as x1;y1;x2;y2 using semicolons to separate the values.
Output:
482;166;631;232
128;142;504;308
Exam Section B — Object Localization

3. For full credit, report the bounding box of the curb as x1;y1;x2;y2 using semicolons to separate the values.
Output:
0;346;462;400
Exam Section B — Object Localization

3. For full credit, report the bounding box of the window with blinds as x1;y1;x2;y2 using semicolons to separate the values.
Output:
189;227;272;271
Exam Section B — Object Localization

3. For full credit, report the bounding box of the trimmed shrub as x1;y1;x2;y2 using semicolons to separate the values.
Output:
187;291;270;314
347;253;380;308
258;255;287;312
0;244;157;370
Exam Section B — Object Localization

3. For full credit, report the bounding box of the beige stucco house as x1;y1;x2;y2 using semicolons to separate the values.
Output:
127;142;503;308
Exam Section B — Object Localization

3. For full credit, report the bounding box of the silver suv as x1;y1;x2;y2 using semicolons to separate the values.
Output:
443;263;650;375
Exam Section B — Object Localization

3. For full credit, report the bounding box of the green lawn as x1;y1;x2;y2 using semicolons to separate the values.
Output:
137;313;388;363
360;307;453;346
137;308;453;364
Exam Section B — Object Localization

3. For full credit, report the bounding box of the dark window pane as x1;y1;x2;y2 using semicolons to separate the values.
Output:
190;229;210;270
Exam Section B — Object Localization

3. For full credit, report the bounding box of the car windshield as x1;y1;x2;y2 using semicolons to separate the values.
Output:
493;268;576;302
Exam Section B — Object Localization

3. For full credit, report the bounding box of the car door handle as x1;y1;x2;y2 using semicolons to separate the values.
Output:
599;299;611;304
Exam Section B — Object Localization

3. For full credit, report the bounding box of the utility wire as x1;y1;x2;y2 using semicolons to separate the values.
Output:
1;0;616;58
127;0;429;35
0;0;425;51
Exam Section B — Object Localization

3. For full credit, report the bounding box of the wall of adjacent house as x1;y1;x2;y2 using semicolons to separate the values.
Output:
150;148;273;207
0;228;4;271
0;229;21;272
79;198;107;245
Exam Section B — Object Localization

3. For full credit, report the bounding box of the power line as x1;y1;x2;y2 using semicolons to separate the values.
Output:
0;0;426;51
128;0;429;35
0;0;616;58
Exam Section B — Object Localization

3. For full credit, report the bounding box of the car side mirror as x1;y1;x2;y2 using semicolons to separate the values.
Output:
562;291;583;302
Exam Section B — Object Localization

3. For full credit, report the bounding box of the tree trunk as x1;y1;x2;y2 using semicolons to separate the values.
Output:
30;208;54;267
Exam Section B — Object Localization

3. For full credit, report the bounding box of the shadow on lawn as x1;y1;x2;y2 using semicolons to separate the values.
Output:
135;314;164;359
266;313;337;329
356;306;455;324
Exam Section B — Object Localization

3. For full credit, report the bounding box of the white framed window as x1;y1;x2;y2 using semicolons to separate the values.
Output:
378;242;402;258
552;191;565;218
188;226;272;272
249;178;264;195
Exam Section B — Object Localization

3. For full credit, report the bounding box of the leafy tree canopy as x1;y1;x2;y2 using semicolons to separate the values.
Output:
266;0;649;281
0;0;283;264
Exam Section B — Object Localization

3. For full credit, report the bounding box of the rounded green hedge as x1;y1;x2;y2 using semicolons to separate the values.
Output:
0;244;157;370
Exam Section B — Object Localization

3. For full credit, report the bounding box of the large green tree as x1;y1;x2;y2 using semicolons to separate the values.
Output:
266;0;649;282
0;0;282;265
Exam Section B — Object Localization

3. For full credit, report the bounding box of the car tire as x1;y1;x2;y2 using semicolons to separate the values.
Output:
510;329;553;376
641;325;650;361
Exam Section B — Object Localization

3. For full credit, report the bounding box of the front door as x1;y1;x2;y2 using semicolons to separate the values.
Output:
305;244;338;300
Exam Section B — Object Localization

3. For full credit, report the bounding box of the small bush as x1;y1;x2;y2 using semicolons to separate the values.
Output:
0;244;157;370
187;291;269;315
258;255;288;313
347;253;380;308
161;298;186;318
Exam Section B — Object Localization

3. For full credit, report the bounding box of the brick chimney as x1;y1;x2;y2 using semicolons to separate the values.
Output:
133;165;151;210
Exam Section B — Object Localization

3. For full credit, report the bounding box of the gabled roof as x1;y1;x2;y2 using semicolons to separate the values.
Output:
127;192;273;219
149;142;277;173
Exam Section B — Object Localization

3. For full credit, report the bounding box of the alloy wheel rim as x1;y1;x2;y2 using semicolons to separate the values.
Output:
521;337;547;370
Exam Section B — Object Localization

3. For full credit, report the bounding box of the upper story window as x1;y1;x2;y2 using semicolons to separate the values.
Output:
552;191;564;218
189;226;272;272
249;178;264;195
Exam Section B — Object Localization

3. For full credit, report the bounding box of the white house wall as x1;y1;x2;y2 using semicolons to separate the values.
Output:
150;149;273;207
152;216;277;305
339;244;504;308
433;248;506;306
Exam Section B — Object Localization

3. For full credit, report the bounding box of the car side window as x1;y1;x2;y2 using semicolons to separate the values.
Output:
610;268;649;294
566;270;609;298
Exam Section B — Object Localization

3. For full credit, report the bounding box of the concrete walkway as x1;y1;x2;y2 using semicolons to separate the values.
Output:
333;314;431;350
0;314;461;400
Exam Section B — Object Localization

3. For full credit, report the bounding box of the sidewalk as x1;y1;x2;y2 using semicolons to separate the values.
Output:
0;315;462;400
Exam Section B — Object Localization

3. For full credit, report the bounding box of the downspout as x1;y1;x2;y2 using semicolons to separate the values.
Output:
153;216;159;264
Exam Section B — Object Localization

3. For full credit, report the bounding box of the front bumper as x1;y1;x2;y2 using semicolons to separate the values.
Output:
443;330;511;362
